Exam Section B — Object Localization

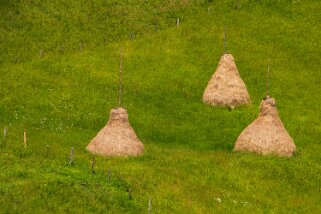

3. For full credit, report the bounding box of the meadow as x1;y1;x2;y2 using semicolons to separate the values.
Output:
0;0;321;213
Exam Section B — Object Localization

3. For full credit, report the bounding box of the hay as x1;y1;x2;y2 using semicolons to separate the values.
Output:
87;107;144;157
203;54;251;107
234;96;296;157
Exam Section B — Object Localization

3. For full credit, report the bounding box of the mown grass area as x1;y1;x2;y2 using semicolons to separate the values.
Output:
1;0;321;213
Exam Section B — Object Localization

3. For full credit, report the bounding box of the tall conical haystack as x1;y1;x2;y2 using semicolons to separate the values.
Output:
234;96;296;157
87;107;144;157
203;54;251;107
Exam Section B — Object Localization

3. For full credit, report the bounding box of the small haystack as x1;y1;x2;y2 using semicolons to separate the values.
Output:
87;107;144;157
234;96;296;157
202;54;251;107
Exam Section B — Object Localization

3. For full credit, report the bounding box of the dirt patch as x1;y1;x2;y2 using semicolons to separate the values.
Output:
87;107;144;157
203;54;251;107
234;96;296;157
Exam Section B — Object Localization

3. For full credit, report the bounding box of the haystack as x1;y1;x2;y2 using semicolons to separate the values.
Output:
87;107;144;157
234;96;296;157
203;54;251;107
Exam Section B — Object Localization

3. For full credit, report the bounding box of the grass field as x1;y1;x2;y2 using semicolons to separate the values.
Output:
1;0;321;213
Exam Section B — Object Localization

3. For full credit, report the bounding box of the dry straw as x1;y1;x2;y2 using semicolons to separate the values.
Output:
203;54;251;108
87;107;144;157
234;96;296;156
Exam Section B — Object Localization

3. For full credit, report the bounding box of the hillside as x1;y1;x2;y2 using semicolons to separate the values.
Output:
1;0;321;213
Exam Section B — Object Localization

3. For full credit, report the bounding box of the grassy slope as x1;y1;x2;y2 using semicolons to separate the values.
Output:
1;0;321;213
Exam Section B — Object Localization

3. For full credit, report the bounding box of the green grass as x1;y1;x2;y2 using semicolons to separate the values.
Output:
1;0;321;213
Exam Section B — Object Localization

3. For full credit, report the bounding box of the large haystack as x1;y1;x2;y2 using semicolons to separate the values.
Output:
203;54;251;107
87;107;144;157
234;96;296;157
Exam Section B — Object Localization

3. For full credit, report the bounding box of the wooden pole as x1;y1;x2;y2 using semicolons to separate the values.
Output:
128;188;132;200
69;147;74;165
80;41;83;52
3;127;6;141
148;197;152;214
107;169;111;181
91;155;96;174
224;25;227;54
266;58;270;96
24;129;27;148
118;48;123;107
